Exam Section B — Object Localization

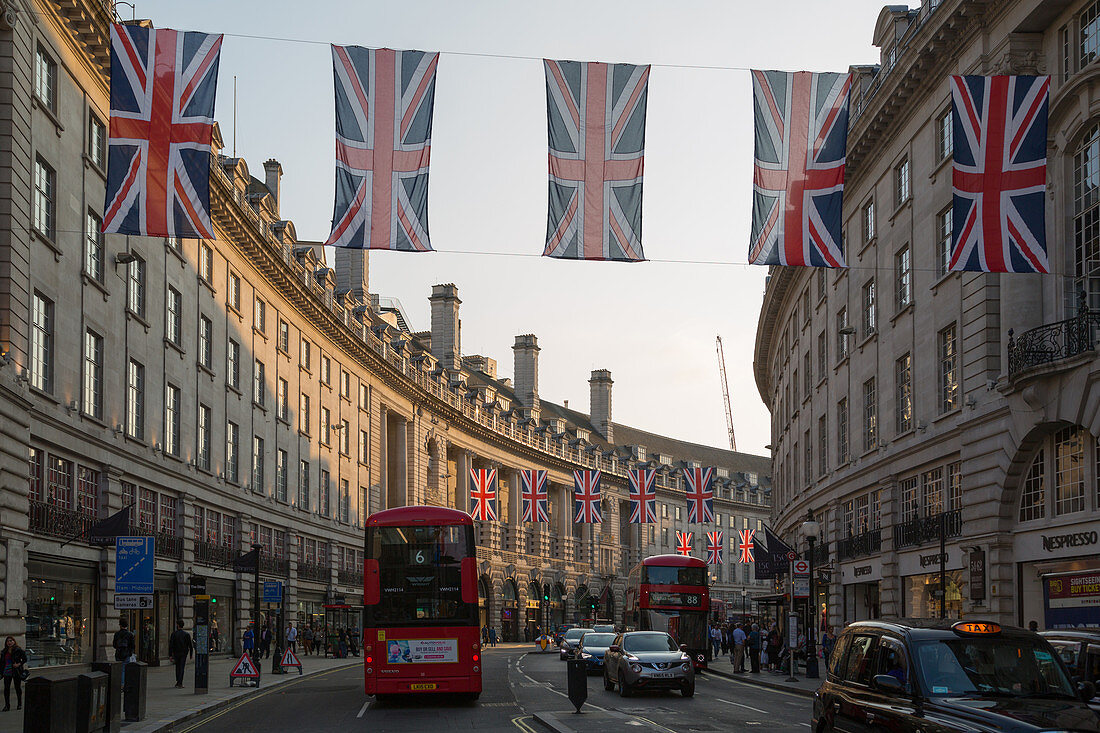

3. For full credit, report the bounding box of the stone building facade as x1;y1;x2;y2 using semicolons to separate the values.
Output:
755;0;1100;631
0;0;772;668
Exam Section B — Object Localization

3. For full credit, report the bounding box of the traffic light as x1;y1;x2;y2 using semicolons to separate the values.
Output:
543;583;550;602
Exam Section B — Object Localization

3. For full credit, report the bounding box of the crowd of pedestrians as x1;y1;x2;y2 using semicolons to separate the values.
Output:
709;619;800;674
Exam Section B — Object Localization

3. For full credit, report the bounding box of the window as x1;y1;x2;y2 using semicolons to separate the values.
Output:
341;370;350;399
936;108;953;161
298;461;310;510
1055;427;1086;515
360;429;369;464
127;255;146;318
252;436;264;490
300;394;310;434
861;279;876;337
936;207;953;278
803;352;812;397
166;287;182;345
341;419;350;455
939;324;958;413
276;449;288;502
227;339;240;389
817;268;827;301
359;383;369;410
277;377;289;421
818;415;828;476
127;359;145;438
1020;450;1046;521
817;330;826;377
278;320;289;353
320;407;331;445
836;307;849;359
88;115;106;170
33;157;56;239
804;430;812;482
253;360;265;406
165;383;180;456
675;506;682;521
1073;123;1100;313
900;476;919;521
300;339;311;370
875;639;911;694
30;292;53;392
198;315;213;369
947;462;961;510
34;46;57;112
837;398;849;464
862;200;875;242
895;353;913;433
197;404;211;470
254;297;266;333
895;246;912;310
339;479;350;523
83;329;103;418
199;243;213;283
228;272;241;311
225;421;239;483
922;467;944;517
76;467;98;517
895;157;910;206
85;210;104;281
46;456;73;509
862;378;877;451
1083;0;1100;68
321;355;332;385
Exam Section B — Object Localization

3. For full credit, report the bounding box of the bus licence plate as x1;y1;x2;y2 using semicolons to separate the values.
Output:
410;683;437;691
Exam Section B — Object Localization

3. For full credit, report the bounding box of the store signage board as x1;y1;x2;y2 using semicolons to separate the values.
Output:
116;536;154;594
115;594;153;610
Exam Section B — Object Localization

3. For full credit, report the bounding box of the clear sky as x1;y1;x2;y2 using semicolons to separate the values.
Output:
150;0;888;456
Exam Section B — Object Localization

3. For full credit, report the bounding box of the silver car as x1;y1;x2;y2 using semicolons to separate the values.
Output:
603;631;695;697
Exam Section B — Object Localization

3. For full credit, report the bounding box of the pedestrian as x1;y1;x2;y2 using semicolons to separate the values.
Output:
1028;620;1039;632
259;623;271;659
731;623;747;672
719;623;729;655
338;627;349;659
821;626;836;665
524;626;531;643
748;623;761;673
709;625;722;659
302;624;313;656
349;628;360;657
113;618;136;685
1;636;27;711
482;625;489;645
286;622;298;654
765;622;781;671
243;624;255;663
168;620;193;688
488;627;497;647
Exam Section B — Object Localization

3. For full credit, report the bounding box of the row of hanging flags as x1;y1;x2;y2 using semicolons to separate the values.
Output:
100;23;1053;274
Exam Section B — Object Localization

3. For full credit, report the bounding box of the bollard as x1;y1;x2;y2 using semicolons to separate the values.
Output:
23;676;78;733
123;661;148;722
76;671;108;733
566;658;588;713
91;661;122;733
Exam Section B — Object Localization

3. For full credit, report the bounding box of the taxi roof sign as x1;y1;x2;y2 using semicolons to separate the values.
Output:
952;621;1001;635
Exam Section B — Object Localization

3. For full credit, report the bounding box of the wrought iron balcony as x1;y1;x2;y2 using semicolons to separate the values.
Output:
195;540;233;567
337;568;362;587
811;542;830;565
1008;308;1100;377
298;561;329;583
262;556;289;577
893;509;962;550
837;528;882;560
29;500;94;541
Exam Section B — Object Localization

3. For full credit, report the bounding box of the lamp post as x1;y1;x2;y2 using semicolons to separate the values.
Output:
802;510;821;679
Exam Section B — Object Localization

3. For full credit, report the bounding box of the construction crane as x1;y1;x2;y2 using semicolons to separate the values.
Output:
716;335;737;452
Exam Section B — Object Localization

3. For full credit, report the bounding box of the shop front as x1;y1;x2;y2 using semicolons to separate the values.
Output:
524;600;541;640
120;572;178;666
25;557;97;668
1014;520;1100;630
206;578;235;655
840;557;882;624
550;584;564;627
899;547;966;619
501;579;519;641
297;592;326;643
478;576;491;630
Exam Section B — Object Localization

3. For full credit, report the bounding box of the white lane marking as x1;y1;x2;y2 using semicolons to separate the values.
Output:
714;675;810;701
356;701;369;718
513;658;609;712
717;697;769;714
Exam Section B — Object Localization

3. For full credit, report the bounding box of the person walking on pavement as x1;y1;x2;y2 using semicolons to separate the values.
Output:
765;622;781;671
1;636;27;711
286;622;298;654
243;624;255;663
709;625;722;660
259;623;272;660
821;626;836;665
748;623;762;673
731;623;747;672
113;618;136;686
168;620;193;688
488;627;497;647
302;624;313;656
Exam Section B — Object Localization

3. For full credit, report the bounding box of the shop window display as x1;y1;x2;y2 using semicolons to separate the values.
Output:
25;578;94;667
903;570;966;619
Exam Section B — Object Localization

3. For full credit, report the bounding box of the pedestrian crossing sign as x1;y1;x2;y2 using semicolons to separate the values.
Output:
229;652;260;686
281;647;302;673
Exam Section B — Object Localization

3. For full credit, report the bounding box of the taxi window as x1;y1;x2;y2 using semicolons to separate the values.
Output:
1048;641;1079;670
874;638;911;693
828;634;851;679
842;635;876;686
1087;647;1100;688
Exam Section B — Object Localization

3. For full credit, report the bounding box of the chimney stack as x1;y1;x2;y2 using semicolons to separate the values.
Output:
335;248;369;300
589;369;613;442
513;335;540;413
263;158;283;216
429;284;461;371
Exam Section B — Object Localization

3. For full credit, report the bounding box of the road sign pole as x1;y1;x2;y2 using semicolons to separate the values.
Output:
194;597;210;693
252;543;262;678
786;557;798;682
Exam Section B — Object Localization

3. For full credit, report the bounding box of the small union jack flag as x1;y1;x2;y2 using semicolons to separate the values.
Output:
627;470;657;524
707;531;724;566
749;70;851;268
543;60;649;262
325;46;438;251
683;468;714;524
950;75;1050;273
468;468;498;522
520;470;549;523
676;531;693;557
738;529;756;564
573;470;602;523
103;24;223;238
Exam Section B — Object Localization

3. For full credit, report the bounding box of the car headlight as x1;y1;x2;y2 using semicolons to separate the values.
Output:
680;654;690;662
580;652;592;659
631;664;642;673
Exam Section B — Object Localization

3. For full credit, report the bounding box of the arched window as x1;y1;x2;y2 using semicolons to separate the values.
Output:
1018;426;1097;521
1072;123;1100;313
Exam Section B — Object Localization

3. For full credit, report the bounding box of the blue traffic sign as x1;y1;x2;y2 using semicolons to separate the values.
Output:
116;536;154;595
263;580;283;604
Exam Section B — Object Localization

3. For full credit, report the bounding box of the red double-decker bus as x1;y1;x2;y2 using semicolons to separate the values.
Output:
363;506;482;699
622;554;710;670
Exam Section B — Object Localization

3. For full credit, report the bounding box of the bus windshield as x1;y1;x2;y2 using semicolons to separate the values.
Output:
643;566;706;586
368;524;476;627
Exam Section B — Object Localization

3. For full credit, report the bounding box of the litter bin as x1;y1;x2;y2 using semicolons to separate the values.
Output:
90;661;122;733
123;661;148;722
77;671;108;733
23;676;78;733
566;658;588;713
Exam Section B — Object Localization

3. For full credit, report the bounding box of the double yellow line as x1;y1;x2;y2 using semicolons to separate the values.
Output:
511;715;538;732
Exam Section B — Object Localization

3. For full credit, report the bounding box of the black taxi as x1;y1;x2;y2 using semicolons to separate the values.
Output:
813;619;1100;732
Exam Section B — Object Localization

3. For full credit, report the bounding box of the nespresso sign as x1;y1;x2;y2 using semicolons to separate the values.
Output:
1041;531;1098;552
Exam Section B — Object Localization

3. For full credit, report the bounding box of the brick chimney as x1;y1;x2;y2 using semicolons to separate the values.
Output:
429;284;461;371
263;158;282;216
513;335;540;412
335;248;369;300
589;369;613;442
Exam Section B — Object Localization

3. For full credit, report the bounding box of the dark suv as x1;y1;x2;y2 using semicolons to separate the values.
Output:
813;619;1100;732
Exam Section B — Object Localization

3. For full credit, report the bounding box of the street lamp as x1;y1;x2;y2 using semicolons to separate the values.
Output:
802;510;821;679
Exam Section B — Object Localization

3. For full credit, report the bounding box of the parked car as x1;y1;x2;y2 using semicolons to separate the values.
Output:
1042;629;1100;711
603;631;694;698
559;627;593;660
813;619;1099;732
577;632;617;673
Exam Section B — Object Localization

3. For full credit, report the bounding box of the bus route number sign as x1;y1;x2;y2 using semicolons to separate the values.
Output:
410;549;430;565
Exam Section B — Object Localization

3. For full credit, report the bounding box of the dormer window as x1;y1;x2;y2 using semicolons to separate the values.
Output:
636;446;646;462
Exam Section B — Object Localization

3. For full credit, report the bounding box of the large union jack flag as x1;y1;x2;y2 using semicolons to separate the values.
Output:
738;529;756;564
573;470;602;523
950;75;1050;273
325;46;438;251
543;60;649;262
683;467;714;524
627;470;657;524
468;468;498;522
520;469;550;523
102;24;223;238
749;70;851;268
676;531;693;557
707;531;724;566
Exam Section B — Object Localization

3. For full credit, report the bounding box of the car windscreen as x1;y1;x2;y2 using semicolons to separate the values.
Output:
565;629;592;641
581;634;616;647
624;634;678;653
914;636;1076;698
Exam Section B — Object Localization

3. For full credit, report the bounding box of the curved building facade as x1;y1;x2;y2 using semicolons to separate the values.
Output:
755;0;1100;631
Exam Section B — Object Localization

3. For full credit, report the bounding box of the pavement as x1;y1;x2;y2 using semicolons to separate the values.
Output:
705;658;822;698
0;652;359;733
